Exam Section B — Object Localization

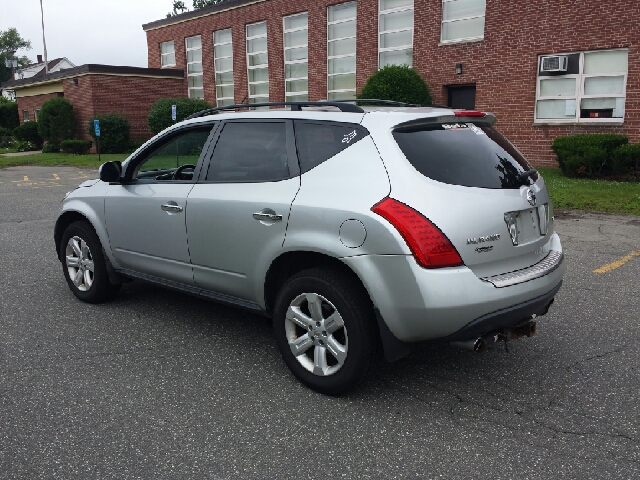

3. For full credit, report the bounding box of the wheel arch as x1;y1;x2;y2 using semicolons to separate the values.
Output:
55;204;112;266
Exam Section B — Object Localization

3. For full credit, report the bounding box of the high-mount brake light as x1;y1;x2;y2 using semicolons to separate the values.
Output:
454;110;486;117
372;198;463;268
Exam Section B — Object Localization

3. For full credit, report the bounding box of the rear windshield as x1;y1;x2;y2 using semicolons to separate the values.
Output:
392;122;536;189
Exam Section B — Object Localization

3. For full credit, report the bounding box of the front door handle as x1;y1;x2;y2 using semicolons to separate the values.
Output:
161;202;183;213
253;211;282;222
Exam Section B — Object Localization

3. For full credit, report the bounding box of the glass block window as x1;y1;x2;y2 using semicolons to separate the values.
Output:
441;0;486;43
246;21;269;106
214;29;234;107
379;0;413;68
283;13;308;102
327;2;357;101
535;49;628;123
185;36;204;99
160;41;176;67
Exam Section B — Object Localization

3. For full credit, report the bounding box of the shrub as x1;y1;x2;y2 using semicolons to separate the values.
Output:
13;121;43;148
127;139;145;153
0;126;12;147
613;143;640;173
60;139;93;155
148;97;212;134
12;140;37;152
0;97;19;130
358;65;432;105
551;134;629;177
87;113;130;154
42;142;60;153
38;97;75;144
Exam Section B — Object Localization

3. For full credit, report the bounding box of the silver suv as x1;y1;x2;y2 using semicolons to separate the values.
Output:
55;101;565;395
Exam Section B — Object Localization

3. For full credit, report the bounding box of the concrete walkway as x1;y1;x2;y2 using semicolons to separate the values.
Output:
1;150;41;157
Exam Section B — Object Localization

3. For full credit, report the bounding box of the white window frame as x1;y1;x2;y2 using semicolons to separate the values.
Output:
185;36;204;99
23;110;29;122
34;109;40;121
327;2;357;100
378;0;413;68
440;0;485;45
213;29;234;107
246;21;269;106
534;49;628;125
283;13;309;101
160;41;176;68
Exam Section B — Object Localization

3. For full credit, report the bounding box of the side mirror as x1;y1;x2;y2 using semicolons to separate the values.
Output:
99;161;122;183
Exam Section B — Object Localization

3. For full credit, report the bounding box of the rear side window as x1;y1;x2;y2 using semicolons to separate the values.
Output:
206;122;291;182
294;121;368;173
392;123;536;189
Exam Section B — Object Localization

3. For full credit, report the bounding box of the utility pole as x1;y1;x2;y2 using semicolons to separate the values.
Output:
40;0;49;74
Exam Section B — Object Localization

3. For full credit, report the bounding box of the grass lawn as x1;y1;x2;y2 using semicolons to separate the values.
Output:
0;152;129;169
539;167;640;216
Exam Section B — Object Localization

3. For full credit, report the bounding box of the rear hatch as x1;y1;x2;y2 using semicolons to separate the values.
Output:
386;114;554;278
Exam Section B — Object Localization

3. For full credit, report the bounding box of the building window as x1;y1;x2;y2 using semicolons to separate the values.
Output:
34;109;41;121
441;0;485;43
327;2;357;100
23;110;29;122
246;21;269;106
535;49;628;123
185;36;204;99
378;0;413;68
160;41;176;67
283;13;308;102
214;29;234;107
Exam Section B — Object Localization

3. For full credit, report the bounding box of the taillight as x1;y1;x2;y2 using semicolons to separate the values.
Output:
454;110;486;117
372;198;463;268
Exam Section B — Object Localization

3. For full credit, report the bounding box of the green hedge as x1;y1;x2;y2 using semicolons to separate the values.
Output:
148;97;212;134
0;97;19;130
13;121;43;148
358;65;432;105
42;142;60;153
87;114;130;154
551;134;629;177
38;97;75;144
613;143;640;173
61;139;93;155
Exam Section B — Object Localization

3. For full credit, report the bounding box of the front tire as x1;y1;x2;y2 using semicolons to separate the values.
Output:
60;221;120;303
273;267;378;395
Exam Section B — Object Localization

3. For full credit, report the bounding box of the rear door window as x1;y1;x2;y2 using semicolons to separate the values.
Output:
205;121;292;182
392;123;536;189
294;121;369;173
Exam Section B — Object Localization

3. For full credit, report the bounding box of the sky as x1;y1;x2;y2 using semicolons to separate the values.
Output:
2;0;173;68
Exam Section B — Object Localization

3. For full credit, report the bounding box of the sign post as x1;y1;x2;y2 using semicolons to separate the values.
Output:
94;119;101;163
171;104;177;122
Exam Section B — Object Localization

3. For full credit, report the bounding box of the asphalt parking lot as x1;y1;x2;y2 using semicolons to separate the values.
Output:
1;166;639;479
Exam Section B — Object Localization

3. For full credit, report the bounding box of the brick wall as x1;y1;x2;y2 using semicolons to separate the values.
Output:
17;92;62;123
62;77;95;141
145;0;639;167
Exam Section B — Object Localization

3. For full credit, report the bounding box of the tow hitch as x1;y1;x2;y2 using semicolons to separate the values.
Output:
450;318;537;353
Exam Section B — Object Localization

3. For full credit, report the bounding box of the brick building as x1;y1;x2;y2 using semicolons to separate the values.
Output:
2;64;184;144
143;0;639;166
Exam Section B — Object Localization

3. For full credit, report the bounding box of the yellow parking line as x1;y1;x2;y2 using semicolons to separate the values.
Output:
23;175;28;181
594;250;640;274
53;173;60;180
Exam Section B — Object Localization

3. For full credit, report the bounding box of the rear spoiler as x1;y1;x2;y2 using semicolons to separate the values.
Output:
393;112;497;132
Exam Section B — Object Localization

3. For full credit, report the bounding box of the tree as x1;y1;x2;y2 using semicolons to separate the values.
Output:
0;28;32;83
192;0;225;9
358;65;432;105
166;0;188;17
38;97;75;146
148;97;212;134
0;96;19;130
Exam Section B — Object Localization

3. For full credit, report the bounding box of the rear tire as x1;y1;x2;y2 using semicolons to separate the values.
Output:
273;267;378;395
60;221;121;303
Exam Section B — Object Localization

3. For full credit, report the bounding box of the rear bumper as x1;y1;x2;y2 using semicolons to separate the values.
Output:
342;233;565;343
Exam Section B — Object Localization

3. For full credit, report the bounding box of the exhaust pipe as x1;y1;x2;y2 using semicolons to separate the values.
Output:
450;319;537;353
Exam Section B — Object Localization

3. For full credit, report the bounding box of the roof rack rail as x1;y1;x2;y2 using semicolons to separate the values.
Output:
185;101;365;119
339;99;452;109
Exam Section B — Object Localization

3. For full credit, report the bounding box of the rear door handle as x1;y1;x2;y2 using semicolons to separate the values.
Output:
253;211;282;221
161;202;183;213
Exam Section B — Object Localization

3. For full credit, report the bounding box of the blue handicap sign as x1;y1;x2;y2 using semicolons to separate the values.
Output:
94;119;101;137
171;104;177;121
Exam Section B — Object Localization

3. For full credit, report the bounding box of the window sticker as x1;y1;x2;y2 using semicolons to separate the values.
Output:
467;123;486;135
441;123;468;130
342;130;358;143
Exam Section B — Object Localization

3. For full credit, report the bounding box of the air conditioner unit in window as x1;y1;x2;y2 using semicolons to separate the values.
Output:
540;55;569;73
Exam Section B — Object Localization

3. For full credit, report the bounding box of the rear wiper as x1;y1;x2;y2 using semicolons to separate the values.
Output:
517;169;537;184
